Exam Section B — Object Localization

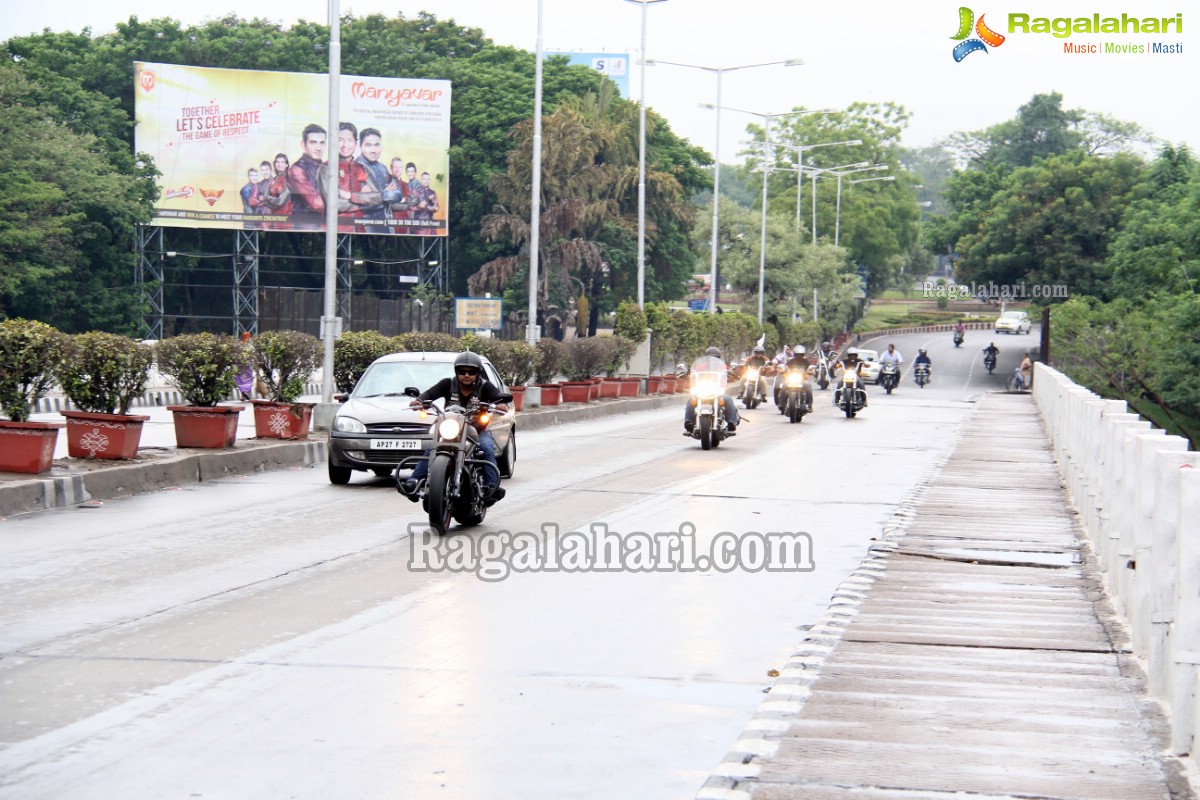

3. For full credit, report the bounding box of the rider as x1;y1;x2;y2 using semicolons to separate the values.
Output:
744;345;770;403
914;348;932;381
783;344;814;411
953;321;966;340
834;347;868;408
684;346;739;435
398;351;509;504
983;342;999;361
879;343;904;368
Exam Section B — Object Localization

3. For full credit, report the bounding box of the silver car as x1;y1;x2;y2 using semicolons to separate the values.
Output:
327;351;516;485
855;349;882;384
995;310;1032;334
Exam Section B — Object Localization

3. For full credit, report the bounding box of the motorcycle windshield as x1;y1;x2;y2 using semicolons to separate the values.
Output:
690;356;728;394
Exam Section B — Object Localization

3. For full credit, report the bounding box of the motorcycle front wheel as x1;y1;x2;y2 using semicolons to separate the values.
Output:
427;453;456;535
699;414;713;451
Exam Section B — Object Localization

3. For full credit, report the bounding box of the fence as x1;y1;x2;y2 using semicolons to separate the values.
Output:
1033;362;1200;756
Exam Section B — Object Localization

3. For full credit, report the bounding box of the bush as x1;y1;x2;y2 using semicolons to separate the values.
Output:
394;331;461;353
157;333;245;407
334;330;396;393
491;340;539;386
562;336;618;381
534;338;564;383
59;332;154;415
606;335;637;376
0;318;69;422
614;301;649;342
253;330;323;403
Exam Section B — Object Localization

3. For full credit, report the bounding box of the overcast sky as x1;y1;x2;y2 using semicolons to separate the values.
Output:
3;0;1196;162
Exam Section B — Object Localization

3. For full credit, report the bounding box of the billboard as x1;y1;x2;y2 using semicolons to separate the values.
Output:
134;62;450;236
554;53;630;98
454;297;504;331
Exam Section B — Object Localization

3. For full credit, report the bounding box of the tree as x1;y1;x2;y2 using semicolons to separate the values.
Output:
954;151;1142;299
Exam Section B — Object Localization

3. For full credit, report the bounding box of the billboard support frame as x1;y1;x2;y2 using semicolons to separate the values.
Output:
234;230;260;336
136;224;165;341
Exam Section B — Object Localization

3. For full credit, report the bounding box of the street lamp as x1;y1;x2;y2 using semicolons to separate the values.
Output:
807;160;869;245
646;57;804;314
772;139;863;235
829;164;887;246
527;0;545;345
707;106;830;323
624;0;669;309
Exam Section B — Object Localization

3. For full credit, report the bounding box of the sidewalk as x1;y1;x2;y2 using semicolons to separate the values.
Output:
697;392;1196;800
1;393;679;518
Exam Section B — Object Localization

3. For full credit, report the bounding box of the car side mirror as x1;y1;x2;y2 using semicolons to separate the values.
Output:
404;387;420;398
334;392;349;403
496;393;513;405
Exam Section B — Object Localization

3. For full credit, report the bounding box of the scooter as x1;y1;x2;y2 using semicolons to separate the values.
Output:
953;330;964;348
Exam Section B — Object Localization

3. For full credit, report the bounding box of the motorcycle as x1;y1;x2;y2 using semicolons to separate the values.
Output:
814;352;831;390
913;363;931;388
953;330;964;348
983;351;997;375
879;362;900;395
834;367;866;418
688;355;732;451
401;388;512;535
740;365;767;409
778;367;811;424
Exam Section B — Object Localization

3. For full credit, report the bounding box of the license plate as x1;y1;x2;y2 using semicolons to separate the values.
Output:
369;438;421;451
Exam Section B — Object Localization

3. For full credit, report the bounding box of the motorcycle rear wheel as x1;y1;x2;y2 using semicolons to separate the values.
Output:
427;454;455;535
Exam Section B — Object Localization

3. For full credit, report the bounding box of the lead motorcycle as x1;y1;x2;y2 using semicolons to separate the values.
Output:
879;361;900;394
400;388;512;535
688;355;732;450
834;366;867;418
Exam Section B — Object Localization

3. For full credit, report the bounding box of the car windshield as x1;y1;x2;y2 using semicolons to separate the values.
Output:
353;361;453;398
857;350;878;362
1000;312;1024;320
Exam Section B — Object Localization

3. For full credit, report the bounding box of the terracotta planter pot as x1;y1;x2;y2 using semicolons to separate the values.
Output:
508;385;526;412
587;378;602;401
61;410;150;460
536;384;561;407
647;376;669;394
168;405;244;448
560;382;592;403
599;379;621;399
251;400;314;440
0;421;63;474
618;377;641;397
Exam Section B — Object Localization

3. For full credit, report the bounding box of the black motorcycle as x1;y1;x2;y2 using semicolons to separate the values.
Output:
983;351;997;375
834;368;866;418
400;388;512;535
879;362;900;395
740;365;766;409
913;363;930;388
778;368;811;423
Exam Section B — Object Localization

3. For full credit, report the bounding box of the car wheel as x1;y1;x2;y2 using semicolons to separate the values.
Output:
497;432;516;479
328;460;352;485
372;468;394;478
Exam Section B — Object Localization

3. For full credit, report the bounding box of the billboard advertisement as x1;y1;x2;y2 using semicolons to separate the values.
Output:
134;62;450;236
554;52;630;98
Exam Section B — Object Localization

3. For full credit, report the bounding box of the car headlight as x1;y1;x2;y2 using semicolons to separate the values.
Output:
333;415;366;433
438;418;462;440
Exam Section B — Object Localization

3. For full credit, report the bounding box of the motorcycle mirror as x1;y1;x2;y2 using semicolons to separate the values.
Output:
496;393;513;404
404;387;420;397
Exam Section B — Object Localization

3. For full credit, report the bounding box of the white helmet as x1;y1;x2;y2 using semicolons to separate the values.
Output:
846;347;859;356
793;345;806;355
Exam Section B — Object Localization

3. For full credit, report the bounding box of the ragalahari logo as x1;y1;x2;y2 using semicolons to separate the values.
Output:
951;7;1006;61
140;70;155;92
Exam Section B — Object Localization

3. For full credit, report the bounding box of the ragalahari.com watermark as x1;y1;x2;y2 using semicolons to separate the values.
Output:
407;522;816;582
922;280;1068;301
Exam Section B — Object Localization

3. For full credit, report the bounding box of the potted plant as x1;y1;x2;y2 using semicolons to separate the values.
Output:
489;340;539;411
0;319;69;473
58;332;154;460
250;329;323;440
156;333;247;448
334;330;396;395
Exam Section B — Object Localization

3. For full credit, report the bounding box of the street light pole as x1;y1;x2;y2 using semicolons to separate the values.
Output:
647;58;803;314
625;0;668;309
527;0;544;346
831;164;887;246
320;0;341;404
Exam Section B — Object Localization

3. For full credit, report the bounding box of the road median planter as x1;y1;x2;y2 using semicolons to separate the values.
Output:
0;421;64;474
250;400;314;440
61;410;150;460
168;405;244;448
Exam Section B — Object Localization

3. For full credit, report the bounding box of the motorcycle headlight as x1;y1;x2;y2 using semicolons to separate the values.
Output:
438;418;462;440
746;369;759;381
333;415;366;433
786;373;804;387
844;372;856;384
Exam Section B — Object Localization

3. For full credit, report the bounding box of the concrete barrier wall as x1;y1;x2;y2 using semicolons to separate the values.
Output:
1033;362;1199;755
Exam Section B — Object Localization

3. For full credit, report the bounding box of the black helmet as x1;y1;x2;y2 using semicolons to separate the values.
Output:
705;346;722;358
454;351;484;373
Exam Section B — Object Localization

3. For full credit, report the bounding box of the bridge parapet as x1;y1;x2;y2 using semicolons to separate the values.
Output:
1033;362;1200;757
